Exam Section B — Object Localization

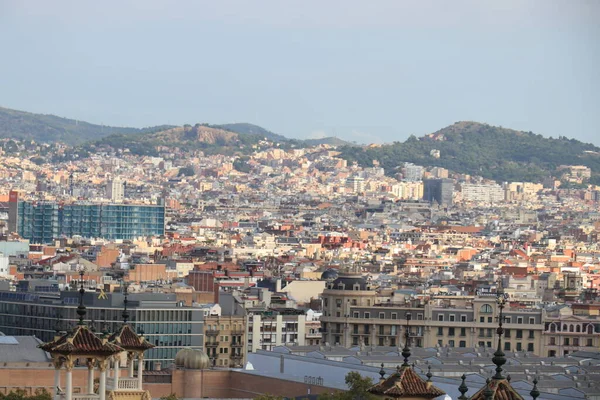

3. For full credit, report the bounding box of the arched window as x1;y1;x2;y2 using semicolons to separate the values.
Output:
563;324;568;331
481;304;493;314
576;325;581;333
550;323;556;332
569;324;574;332
588;325;594;334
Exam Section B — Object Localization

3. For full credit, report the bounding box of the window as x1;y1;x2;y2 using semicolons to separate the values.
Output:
364;337;369;346
550;337;555;345
379;326;384;335
364;325;370;334
352;337;358;346
480;304;493;313
459;340;466;348
504;342;511;351
478;341;485;347
516;342;522;351
364;312;370;319
505;329;511;338
417;313;424;320
480;317;485;323
379;338;384;346
488;317;493;323
438;327;444;336
529;317;535;324
528;343;534;352
461;315;467;322
516;330;523;339
479;328;485;337
505;317;511;323
449;315;455;322
438;315;444;321
353;312;359;318
449;340;455;347
351;299;357;305
391;313;397;320
460;328;466;337
549;350;556;357
517;317;523;324
573;338;579;346
529;330;535;339
438;340;443;346
336;312;341;317
379;313;385;319
587;339;593;347
390;338;396;347
336;299;342;308
449;328;455;337
564;338;570;345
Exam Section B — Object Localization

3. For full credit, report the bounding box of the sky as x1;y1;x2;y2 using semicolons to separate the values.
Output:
0;0;598;145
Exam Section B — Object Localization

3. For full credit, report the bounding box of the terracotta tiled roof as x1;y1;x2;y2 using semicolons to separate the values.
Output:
39;325;123;356
368;367;445;399
469;379;524;400
109;324;155;351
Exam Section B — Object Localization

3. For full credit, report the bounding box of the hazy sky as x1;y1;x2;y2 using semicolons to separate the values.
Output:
0;1;598;144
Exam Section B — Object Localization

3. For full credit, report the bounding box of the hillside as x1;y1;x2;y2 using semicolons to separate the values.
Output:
0;106;171;144
339;121;600;184
214;123;288;142
93;124;259;156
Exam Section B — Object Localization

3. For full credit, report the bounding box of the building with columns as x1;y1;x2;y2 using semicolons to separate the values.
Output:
38;273;154;400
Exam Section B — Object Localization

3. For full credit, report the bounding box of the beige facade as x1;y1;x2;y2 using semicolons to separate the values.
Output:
321;284;545;355
203;315;246;368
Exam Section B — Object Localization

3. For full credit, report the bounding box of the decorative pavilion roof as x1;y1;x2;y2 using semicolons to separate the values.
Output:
109;324;155;351
368;366;445;399
39;325;123;357
469;378;524;400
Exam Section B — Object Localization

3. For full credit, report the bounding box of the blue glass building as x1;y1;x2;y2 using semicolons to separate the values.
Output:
10;200;165;243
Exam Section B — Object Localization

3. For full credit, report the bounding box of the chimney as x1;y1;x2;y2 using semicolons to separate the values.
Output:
155;362;162;371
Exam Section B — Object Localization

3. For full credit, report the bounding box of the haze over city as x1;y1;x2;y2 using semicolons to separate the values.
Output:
0;0;599;144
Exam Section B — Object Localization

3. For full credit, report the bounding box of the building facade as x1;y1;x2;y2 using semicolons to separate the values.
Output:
8;192;165;243
320;274;546;355
204;315;246;368
423;179;454;206
247;310;307;352
0;290;203;370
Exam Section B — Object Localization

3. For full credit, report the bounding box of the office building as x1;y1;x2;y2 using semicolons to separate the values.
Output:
0;289;204;370
8;191;165;243
404;163;424;182
423;178;454;206
248;309;306;352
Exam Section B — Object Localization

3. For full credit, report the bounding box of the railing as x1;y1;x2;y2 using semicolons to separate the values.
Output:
106;377;140;391
231;341;244;347
67;395;100;400
206;330;220;336
205;341;219;347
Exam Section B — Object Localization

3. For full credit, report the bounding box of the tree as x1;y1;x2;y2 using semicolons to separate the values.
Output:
254;395;284;400
0;389;52;400
318;371;376;400
159;394;180;400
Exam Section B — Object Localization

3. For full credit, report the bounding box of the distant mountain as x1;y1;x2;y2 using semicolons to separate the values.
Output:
339;121;600;184
214;123;288;142
0;106;172;144
303;137;354;147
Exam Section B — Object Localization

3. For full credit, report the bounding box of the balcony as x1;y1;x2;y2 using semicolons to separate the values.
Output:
107;377;140;391
231;353;243;359
205;341;220;347
231;341;244;348
62;395;99;400
206;330;220;336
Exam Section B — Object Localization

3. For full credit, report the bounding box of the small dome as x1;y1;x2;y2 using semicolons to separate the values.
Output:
183;348;211;370
174;348;192;367
321;268;339;281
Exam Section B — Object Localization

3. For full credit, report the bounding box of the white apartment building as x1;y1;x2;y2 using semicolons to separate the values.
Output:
247;312;306;353
460;183;504;203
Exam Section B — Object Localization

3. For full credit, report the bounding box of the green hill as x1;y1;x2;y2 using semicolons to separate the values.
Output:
0;106;172;144
338;121;600;184
214;123;288;142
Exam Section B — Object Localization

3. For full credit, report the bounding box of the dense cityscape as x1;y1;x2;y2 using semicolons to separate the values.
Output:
0;128;599;400
1;2;599;400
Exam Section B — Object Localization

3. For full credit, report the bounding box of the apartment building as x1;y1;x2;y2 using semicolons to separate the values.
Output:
204;315;246;368
541;306;600;357
320;272;545;354
247;310;306;352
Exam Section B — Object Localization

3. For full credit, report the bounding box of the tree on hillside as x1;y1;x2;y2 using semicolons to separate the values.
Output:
0;389;52;400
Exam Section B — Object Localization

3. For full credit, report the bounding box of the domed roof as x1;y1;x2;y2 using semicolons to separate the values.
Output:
177;348;210;370
174;347;192;367
321;268;339;281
